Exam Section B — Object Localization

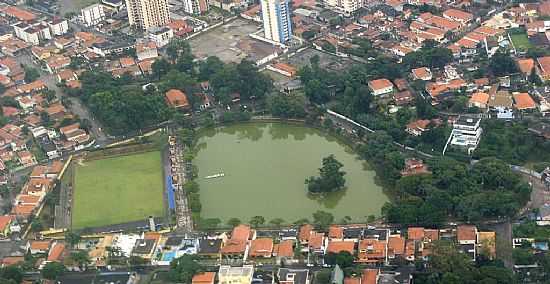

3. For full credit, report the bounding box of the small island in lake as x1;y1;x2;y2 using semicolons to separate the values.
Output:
305;155;347;194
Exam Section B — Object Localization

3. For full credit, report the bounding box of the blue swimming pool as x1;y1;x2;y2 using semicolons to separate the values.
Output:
162;251;176;261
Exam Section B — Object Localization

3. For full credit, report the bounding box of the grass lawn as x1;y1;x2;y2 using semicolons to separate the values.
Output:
510;32;533;50
72;151;164;229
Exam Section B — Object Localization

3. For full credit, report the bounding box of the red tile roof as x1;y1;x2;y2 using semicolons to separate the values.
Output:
0;215;11;231
275;240;294;257
192;272;216;284
47;243;66;262
362;269;378;284
327;241;355;254
513;93;537;110
328;226;343;239
369;78;393;91
248;238;274;257
231;224;251;241
457;225;477;242
165;89;190;109
408;227;425;240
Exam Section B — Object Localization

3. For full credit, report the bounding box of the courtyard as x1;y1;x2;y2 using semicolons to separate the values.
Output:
71;151;164;229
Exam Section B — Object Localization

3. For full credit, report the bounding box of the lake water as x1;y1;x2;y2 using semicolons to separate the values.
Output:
194;122;388;223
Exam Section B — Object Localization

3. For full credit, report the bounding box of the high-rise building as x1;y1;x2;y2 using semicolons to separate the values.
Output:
261;0;292;44
182;0;209;15
325;0;361;16
125;0;170;30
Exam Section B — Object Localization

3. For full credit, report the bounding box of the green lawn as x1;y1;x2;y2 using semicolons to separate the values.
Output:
72;151;164;229
510;32;533;50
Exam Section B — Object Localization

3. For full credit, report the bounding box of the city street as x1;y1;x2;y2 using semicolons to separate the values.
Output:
15;52;109;145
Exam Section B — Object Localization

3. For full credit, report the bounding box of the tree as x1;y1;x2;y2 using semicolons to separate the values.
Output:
30;220;42;232
306;155;346;194
315;269;332;284
227;218;241;228
335;251;354;268
23;65;40;83
65;231;81;248
269;218;285;228
128;256;147;266
41;262;65;280
249;216;265;228
0;266;23;284
69;251;90;269
168;255;203;283
151;58;172;79
489;51;519;77
312;210;334;230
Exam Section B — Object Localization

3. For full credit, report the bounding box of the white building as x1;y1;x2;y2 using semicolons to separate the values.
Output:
218;265;254;284
125;0;170;30
261;0;293;44
48;19;69;36
80;3;106;27
136;41;158;61
325;0;362;16
13;22;52;45
450;116;483;154
182;0;209;15
148;26;173;47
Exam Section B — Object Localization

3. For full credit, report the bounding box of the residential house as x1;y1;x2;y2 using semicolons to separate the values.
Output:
488;90;514;119
0;216;12;238
411;67;433;81
401;158;430;176
308;232;326;254
218;265;254;284
278;268;309;284
327;241;355;255
192;272;216;284
357;239;387;264
328;226;344;241
267;63;297;77
457;225;477;260
393;90;414;106
248;238;273;258
136;41;158;62
517;58;535;80
273;240;294;262
443;9;473;26
299;224;314;245
469;92;489;109
27;240;51;254
165;89;190;110
513;93;537;111
198;238;222;259
46;242;66;262
477;231;496;260
387;235;405;260
361;269;378;284
450;116;483;154
368;79;394;96
537;56;550;81
406;119;432;136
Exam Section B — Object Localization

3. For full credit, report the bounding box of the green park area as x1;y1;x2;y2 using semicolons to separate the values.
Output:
72;151;164;229
510;32;533;50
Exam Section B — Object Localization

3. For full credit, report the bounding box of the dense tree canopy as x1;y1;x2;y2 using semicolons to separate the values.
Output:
382;156;531;225
489;51;519;77
168;255;204;283
306;155;346;194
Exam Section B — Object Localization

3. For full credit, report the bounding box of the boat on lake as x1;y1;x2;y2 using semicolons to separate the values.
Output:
205;173;225;179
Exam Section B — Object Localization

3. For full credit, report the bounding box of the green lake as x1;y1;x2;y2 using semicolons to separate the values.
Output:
195;122;388;223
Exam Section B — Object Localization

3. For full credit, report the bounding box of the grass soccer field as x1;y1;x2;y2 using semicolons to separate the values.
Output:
72;151;164;229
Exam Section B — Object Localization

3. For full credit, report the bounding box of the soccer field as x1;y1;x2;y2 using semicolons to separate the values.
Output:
72;151;164;229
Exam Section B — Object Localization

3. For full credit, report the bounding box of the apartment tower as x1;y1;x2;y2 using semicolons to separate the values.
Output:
125;0;170;30
182;0;209;14
261;0;292;44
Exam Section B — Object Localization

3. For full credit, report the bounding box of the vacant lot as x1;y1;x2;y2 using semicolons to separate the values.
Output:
510;32;533;50
189;18;280;63
72;151;164;229
59;0;98;15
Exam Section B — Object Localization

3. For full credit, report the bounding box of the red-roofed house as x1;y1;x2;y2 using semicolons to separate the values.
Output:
192;272;216;284
165;89;190;110
368;79;394;96
47;242;66;262
327;241;355;255
411;67;432;81
513;93;537;110
0;216;12;238
537;56;550;81
248;238;274;258
443;9;473;25
357;239;386;264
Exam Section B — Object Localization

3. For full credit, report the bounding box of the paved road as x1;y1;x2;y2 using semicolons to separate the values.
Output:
15;53;109;145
